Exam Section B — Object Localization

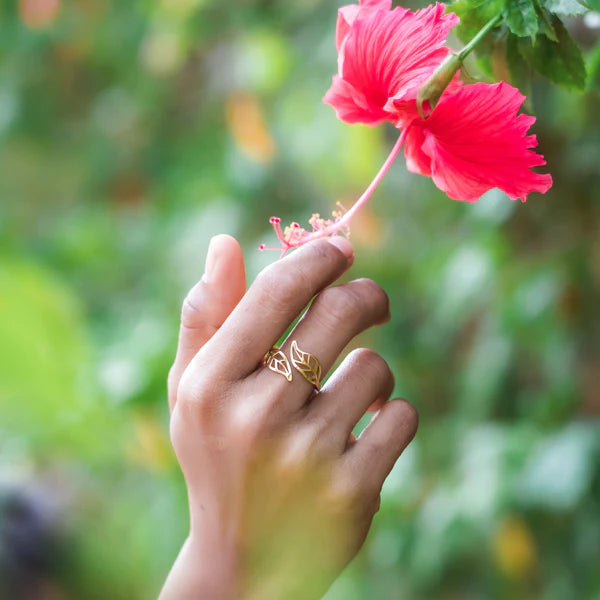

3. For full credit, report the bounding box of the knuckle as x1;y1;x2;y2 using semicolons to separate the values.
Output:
349;348;394;387
275;424;323;475
326;472;362;509
228;404;265;445
180;289;220;334
311;279;390;332
169;403;193;450
371;495;382;515
392;400;419;436
176;367;224;421
167;365;180;405
255;264;310;312
284;425;317;457
169;407;184;449
180;290;204;329
314;285;362;324
275;441;307;478
363;438;384;458
309;238;347;264
167;364;177;392
303;412;330;438
352;278;390;322
177;368;203;403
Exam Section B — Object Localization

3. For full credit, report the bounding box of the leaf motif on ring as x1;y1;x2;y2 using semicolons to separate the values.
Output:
290;340;322;390
265;347;293;382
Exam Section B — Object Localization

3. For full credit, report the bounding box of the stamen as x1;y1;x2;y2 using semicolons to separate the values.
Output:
259;128;409;256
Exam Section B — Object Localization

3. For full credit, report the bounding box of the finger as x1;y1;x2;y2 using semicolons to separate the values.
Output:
255;278;390;407
343;399;418;497
168;235;246;411
305;349;395;452
187;237;354;382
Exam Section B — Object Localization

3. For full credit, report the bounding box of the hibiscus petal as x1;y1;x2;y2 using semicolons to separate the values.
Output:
323;75;390;126
404;125;432;176
336;0;392;51
336;5;360;51
406;82;553;202
330;3;458;125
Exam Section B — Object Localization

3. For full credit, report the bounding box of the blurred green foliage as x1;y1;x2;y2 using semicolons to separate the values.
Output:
0;0;599;598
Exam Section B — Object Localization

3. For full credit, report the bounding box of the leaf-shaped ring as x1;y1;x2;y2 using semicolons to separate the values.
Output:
263;346;293;382
290;340;323;391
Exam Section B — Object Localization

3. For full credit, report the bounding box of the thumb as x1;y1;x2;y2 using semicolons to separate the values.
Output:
168;234;246;411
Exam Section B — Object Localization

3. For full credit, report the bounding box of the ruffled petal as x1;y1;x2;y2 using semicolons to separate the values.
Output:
336;5;361;51
385;72;463;128
407;82;553;202
404;125;432;176
336;0;392;50
332;3;458;125
323;75;389;126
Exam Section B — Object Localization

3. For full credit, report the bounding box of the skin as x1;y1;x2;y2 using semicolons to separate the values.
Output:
161;235;418;600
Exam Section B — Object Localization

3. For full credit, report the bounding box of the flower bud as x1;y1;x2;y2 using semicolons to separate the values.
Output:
416;53;462;118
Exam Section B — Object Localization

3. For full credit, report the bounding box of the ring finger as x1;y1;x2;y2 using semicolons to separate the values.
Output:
254;278;390;409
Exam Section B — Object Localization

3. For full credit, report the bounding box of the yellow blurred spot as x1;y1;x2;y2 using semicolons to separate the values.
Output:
159;0;206;17
140;30;183;76
226;92;276;164
340;124;384;186
19;0;60;29
493;516;538;580
127;412;173;472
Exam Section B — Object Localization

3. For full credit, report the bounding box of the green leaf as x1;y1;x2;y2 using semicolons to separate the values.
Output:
504;0;539;37
517;14;587;91
535;6;559;41
543;0;589;15
506;33;532;93
587;0;600;10
587;40;600;93
475;55;495;78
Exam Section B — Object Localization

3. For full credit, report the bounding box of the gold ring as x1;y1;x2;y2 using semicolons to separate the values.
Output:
263;346;292;382
290;340;322;391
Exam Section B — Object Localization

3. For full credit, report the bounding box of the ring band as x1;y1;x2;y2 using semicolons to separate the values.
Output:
290;340;323;391
263;346;292;382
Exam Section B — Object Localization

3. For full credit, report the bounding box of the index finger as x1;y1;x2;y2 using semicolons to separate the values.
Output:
188;237;354;381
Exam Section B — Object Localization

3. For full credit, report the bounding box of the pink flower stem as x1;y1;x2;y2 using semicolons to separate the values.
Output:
302;127;409;241
261;127;410;255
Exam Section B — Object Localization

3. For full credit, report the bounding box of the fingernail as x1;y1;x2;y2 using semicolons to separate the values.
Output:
203;236;219;283
328;236;354;262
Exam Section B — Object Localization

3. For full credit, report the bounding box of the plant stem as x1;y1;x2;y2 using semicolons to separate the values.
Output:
298;128;409;243
458;14;503;62
416;13;503;118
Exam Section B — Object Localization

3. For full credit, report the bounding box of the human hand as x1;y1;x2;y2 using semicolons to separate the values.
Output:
161;237;418;600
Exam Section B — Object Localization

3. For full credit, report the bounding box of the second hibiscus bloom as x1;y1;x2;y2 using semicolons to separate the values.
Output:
324;0;552;202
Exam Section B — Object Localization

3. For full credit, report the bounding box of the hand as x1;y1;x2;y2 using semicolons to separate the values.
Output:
161;236;418;600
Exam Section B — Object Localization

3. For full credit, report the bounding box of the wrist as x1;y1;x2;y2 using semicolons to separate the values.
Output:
159;534;240;600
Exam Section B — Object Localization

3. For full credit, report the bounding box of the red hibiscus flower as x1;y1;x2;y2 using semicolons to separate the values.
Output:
324;0;552;202
262;1;552;254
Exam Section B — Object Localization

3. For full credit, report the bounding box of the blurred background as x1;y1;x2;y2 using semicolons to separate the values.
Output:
1;0;599;598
